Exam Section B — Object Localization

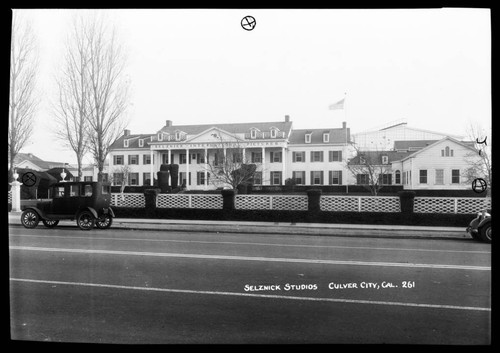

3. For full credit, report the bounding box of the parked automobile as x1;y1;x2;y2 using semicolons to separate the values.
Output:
20;181;114;231
466;210;491;243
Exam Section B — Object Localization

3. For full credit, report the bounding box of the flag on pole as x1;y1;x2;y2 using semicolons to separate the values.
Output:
329;98;345;110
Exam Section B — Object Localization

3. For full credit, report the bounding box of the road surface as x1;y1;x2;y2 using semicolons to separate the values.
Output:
9;224;491;344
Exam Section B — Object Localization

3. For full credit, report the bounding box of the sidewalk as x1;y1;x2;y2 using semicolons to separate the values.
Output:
8;212;470;240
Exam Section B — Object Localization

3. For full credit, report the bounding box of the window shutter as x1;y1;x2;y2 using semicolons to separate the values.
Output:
329;151;333;162
197;172;200;185
339;151;342;162
320;152;324;162
301;152;305;162
310;171;314;185
310;151;314;162
270;152;274;163
339;171;342;185
329;171;333;185
320;171;324;185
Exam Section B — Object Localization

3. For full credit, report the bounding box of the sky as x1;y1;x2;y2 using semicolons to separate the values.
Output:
12;8;491;165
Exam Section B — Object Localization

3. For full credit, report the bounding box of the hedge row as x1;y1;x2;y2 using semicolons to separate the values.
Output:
111;207;475;227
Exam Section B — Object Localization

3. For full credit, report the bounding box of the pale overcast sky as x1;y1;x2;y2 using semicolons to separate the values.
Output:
13;8;491;165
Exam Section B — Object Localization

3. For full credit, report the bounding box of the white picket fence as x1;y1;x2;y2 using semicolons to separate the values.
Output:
8;190;12;204
106;193;491;214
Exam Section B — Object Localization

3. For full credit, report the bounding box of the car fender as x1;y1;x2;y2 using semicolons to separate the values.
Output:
478;217;491;230
22;207;47;219
107;207;115;217
77;207;98;219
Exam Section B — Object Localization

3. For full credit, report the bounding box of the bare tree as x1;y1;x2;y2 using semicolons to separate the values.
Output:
463;122;492;195
53;14;91;181
111;164;131;200
205;134;259;190
83;13;129;181
9;12;39;179
346;142;392;196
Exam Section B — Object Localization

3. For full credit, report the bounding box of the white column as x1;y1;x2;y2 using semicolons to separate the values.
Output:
282;147;286;185
150;149;154;186
261;147;266;185
186;148;190;188
242;147;246;164
204;148;208;190
10;172;22;212
168;149;171;165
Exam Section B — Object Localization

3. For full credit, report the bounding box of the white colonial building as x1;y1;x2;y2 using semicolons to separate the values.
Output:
105;116;352;190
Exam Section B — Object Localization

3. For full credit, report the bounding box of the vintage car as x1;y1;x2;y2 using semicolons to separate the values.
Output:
466;210;491;243
20;181;114;231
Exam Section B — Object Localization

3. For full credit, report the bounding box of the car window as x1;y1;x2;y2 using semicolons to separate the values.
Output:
53;186;65;198
70;184;80;197
84;185;93;196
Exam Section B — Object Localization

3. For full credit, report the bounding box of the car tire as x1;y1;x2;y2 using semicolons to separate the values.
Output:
77;211;95;231
42;219;59;228
479;224;491;243
21;209;40;228
96;214;113;229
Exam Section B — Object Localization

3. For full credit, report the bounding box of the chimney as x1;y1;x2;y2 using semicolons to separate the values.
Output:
124;129;130;136
166;120;173;127
342;121;346;129
285;115;290;122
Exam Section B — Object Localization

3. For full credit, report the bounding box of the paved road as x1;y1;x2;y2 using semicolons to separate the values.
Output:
9;225;491;344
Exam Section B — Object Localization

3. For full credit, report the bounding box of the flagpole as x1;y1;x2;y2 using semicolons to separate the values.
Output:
344;92;348;194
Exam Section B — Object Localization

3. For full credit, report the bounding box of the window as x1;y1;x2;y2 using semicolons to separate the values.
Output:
251;129;257;139
379;174;392;185
305;134;312;143
323;133;329;143
450;149;454;157
113;155;124;165
180;154;187;164
232;152;242;163
69;184;80;197
270;129;277;138
113;173;124;186
311;171;324;185
441;149;444;157
196;153;206;164
179;172;191;186
357;174;369;185
162;154;169;164
395;170;401;184
293;151;305;163
329;170;342;185
175;131;181;141
53;186;65;198
329;151;342;162
84;185;92;196
382;155;389;165
419;170;427;184
143;173;151;186
311;151;324;162
445;146;450;157
270;151;282;163
143;154;152;165
128;155;139;165
253;172;262;185
435;169;444;185
123;139;129;147
197;172;210;185
292;171;305;185
84;176;93;182
157;133;163;141
102;173;109;182
251;152;262;163
451;169;460;184
139;139;144;147
271;171;282;185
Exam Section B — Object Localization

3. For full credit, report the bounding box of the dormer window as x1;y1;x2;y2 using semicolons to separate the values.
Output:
175;131;181;141
157;133;163;141
382;155;389;165
305;133;312;144
270;128;277;138
139;139;144;147
123;139;129;147
250;129;257;139
323;133;330;143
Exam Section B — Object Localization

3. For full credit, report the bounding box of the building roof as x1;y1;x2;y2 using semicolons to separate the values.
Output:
348;150;412;165
396;136;478;162
394;140;439;151
159;121;293;136
13;153;67;170
289;128;350;145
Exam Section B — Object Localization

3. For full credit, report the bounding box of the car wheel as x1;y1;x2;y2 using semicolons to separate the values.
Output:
479;225;491;243
42;219;59;228
96;214;113;229
77;211;95;231
21;210;39;228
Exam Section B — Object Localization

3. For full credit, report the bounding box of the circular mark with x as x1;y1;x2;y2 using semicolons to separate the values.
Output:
22;172;37;187
241;16;256;31
472;178;487;193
